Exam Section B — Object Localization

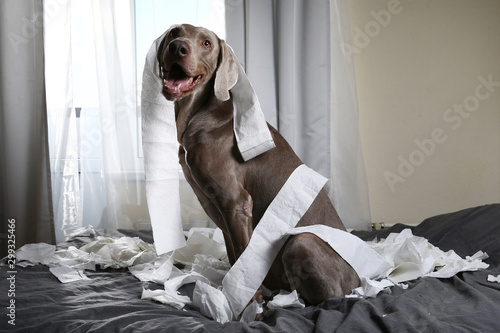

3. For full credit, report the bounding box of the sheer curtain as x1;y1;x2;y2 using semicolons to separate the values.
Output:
225;0;371;230
0;0;55;255
44;0;225;243
44;0;144;242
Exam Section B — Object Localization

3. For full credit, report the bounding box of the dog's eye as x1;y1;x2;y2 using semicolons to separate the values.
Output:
169;29;179;38
203;40;211;48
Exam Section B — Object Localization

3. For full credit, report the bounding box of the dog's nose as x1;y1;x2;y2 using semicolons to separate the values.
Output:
169;40;190;58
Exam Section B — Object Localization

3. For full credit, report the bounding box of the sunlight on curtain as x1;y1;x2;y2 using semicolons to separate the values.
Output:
45;0;225;242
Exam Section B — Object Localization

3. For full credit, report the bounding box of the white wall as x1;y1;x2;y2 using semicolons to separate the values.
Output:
348;0;500;224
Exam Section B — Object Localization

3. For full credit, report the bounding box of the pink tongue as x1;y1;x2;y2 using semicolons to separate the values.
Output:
165;77;190;88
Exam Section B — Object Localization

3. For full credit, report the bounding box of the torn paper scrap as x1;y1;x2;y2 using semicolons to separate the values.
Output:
164;271;211;293
141;287;191;310
488;274;500;283
50;246;98;271
192;254;230;286
267;290;305;309
129;231;227;286
387;262;422;284
15;243;56;267
173;232;227;265
65;225;96;239
351;278;395;298
129;254;174;284
49;265;90;283
365;229;489;282
193;280;233;324
185;227;224;243
79;236;158;269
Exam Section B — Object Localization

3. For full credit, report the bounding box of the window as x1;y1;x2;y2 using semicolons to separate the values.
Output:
46;0;225;241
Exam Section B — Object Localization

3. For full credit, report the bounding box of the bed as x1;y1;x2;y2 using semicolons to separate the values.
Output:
2;203;500;332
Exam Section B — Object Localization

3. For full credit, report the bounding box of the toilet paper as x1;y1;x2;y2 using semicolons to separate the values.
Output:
142;31;185;255
230;55;276;161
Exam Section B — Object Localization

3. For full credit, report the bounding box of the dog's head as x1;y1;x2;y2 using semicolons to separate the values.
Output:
157;24;238;102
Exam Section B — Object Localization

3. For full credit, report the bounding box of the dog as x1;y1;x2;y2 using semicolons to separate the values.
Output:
157;24;360;307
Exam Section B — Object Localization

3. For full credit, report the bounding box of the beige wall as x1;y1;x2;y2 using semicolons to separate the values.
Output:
348;0;500;224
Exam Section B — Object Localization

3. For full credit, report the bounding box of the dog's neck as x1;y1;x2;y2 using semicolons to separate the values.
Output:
174;81;233;145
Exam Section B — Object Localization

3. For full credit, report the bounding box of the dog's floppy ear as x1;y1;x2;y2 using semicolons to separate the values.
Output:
214;40;238;101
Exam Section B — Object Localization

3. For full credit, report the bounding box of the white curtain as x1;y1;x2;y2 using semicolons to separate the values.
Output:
225;0;371;230
44;0;224;243
44;0;144;242
0;0;55;254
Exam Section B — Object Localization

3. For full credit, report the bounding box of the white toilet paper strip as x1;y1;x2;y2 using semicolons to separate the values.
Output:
222;164;328;316
230;58;276;161
287;225;393;280
193;280;233;324
141;33;275;254
142;31;185;255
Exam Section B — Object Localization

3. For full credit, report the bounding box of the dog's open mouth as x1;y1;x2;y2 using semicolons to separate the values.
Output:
163;63;203;98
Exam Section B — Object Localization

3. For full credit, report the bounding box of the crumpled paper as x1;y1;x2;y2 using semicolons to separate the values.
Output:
128;255;174;285
193;281;233;324
15;243;55;267
267;290;305;309
138;230;232;312
141;287;191;310
13;231;162;283
350;229;490;297
488;274;500;283
11;219;490;323
79;236;157;269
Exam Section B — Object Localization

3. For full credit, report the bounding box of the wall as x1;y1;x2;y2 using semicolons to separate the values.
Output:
347;0;500;224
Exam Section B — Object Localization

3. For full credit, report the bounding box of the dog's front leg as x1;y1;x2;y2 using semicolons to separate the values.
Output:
219;188;253;263
218;188;265;311
184;152;263;313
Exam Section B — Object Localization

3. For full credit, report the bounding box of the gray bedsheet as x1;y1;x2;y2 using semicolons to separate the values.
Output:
2;204;500;332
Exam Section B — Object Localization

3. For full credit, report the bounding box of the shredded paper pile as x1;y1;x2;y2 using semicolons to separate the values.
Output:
12;225;489;323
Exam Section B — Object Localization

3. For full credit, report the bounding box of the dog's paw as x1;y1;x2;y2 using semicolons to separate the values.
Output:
240;288;266;322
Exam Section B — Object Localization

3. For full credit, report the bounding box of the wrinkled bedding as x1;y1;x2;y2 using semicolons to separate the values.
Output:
1;204;500;332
